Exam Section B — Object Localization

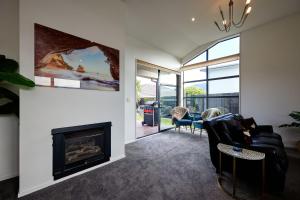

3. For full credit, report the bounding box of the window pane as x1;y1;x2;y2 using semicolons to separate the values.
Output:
208;78;239;95
160;85;176;130
184;81;207;97
160;86;177;109
184;51;207;66
208;37;240;60
160;71;176;85
184;97;206;113
184;67;206;82
137;76;157;103
208;60;239;79
208;96;239;114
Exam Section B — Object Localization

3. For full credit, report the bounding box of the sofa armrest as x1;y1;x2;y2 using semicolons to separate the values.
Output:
247;144;288;171
256;125;273;133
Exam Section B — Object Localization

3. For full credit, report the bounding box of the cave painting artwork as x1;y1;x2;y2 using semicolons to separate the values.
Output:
34;24;119;91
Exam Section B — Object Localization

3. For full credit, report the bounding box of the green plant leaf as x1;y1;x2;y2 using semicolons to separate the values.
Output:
289;111;300;122
279;122;300;128
0;72;35;87
0;55;18;73
0;56;34;118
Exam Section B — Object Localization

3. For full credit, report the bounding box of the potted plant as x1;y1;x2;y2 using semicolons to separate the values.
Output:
0;55;35;116
280;111;300;151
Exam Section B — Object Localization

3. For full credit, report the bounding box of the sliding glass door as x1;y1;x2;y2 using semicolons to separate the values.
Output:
159;71;177;131
136;62;178;138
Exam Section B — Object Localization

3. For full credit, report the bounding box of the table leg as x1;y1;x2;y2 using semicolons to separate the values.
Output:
262;159;265;199
233;157;236;197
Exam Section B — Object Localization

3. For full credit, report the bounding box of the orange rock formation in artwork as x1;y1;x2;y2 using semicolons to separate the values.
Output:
39;53;73;70
76;65;86;73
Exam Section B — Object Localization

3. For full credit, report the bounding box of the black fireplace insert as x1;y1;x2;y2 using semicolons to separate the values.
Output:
52;122;111;180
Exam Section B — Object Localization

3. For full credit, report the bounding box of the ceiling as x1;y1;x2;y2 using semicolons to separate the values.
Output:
124;0;300;59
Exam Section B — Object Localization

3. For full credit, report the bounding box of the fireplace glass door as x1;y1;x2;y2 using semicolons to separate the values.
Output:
64;129;104;165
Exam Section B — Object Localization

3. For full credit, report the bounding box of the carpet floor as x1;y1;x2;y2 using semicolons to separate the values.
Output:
1;130;300;200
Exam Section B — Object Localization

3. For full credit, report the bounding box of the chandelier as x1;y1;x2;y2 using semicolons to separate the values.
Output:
214;0;252;32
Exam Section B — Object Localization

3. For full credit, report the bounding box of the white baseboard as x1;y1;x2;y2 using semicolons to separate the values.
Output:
18;154;126;198
0;172;18;182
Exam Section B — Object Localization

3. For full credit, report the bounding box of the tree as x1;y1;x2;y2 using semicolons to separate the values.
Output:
185;86;205;96
185;86;205;112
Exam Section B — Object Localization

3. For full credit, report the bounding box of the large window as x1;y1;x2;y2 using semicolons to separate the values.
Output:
208;37;240;60
183;37;240;114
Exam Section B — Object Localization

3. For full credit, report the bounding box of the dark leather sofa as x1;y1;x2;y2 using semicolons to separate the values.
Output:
203;113;288;192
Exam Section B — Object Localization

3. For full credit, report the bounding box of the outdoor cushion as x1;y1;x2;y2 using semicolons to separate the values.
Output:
175;119;192;126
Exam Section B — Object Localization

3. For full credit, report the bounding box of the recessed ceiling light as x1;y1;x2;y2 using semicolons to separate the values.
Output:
191;17;196;22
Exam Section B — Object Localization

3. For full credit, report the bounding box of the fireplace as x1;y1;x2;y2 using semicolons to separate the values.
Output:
52;122;111;180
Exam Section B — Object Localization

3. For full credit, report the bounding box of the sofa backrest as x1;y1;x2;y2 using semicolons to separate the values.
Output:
203;113;235;168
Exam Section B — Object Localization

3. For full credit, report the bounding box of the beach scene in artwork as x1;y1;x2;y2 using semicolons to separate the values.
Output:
35;46;118;90
34;24;120;91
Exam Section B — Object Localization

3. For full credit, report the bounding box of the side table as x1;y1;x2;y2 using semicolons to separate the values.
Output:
217;143;265;199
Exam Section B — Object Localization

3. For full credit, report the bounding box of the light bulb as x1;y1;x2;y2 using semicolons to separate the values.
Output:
246;6;252;14
191;17;195;22
246;0;251;5
222;20;227;25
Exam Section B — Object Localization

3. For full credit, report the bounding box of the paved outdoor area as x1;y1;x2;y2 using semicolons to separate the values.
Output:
136;122;159;138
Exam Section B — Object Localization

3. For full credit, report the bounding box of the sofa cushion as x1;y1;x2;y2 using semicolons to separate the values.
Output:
252;135;284;147
214;121;234;145
254;132;282;140
175;119;192;126
221;119;247;144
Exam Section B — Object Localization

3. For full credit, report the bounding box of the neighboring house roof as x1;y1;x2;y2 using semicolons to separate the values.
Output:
140;84;156;98
140;84;175;98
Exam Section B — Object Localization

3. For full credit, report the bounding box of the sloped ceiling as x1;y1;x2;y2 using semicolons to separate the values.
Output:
124;0;300;58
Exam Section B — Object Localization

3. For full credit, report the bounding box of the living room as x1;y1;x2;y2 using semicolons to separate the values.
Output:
0;0;299;199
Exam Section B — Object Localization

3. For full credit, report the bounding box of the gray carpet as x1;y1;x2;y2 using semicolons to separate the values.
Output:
1;130;300;200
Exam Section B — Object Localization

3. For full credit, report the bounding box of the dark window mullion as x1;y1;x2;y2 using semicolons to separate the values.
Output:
207;75;239;81
207;96;239;98
186;95;239;98
183;75;239;84
183;79;207;84
206;50;209;110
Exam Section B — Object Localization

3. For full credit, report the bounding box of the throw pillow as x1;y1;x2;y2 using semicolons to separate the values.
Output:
241;118;258;135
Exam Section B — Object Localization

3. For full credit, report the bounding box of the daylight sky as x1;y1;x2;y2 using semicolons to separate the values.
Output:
62;46;111;76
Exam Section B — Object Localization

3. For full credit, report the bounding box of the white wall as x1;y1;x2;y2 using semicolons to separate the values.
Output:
0;0;19;181
19;0;126;196
240;12;300;148
124;36;180;144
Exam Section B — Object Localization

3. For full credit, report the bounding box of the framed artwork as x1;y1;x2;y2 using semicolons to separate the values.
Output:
34;24;119;91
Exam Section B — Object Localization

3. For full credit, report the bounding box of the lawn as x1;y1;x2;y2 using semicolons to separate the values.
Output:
161;117;172;126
